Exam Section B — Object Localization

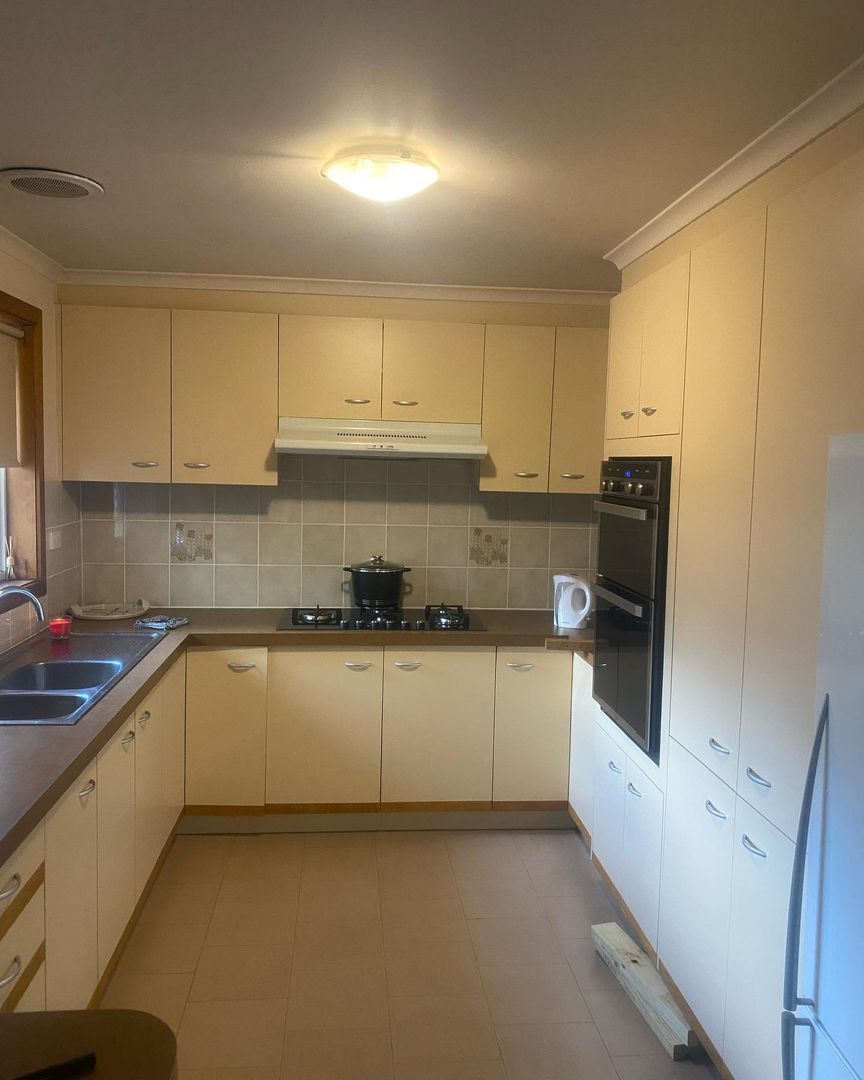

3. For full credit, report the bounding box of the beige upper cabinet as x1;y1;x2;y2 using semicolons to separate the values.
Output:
637;253;690;436
548;327;608;493
172;309;278;486
279;314;383;420
62;306;171;483
604;284;643;440
381;320;485;423
480;324;555;492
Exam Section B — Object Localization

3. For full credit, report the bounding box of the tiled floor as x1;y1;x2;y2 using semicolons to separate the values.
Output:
100;829;716;1080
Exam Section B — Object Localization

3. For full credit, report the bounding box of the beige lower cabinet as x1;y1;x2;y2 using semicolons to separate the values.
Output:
267;648;384;805
44;766;98;1010
381;647;496;802
568;655;596;835
186;648;268;806
14;962;46;1012
0;824;43;924
591;724;626;887
620;757;663;949
0;883;45;1011
161;655;186;837
134;685;164;896
96;719;137;976
492;649;571;802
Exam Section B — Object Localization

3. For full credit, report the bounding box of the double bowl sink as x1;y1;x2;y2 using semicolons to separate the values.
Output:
0;632;165;725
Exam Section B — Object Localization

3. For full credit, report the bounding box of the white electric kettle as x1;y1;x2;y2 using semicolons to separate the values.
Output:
553;574;591;629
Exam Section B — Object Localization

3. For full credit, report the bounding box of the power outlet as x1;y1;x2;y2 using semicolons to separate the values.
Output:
47;529;62;551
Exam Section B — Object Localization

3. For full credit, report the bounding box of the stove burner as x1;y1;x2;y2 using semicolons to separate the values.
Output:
425;603;469;630
294;606;342;626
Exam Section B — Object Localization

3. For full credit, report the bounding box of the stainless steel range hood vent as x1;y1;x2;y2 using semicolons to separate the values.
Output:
275;417;487;460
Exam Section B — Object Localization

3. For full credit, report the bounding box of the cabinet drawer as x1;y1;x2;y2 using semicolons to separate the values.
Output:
0;884;45;1012
621;758;663;949
0;824;43;925
592;724;626;887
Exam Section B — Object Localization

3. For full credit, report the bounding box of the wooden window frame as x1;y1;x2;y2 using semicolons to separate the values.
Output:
0;289;45;616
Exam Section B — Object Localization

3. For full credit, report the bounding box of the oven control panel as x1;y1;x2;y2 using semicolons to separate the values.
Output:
600;460;661;501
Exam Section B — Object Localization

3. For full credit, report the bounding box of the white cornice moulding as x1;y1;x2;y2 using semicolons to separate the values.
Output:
59;268;613;306
605;55;864;270
0;224;64;283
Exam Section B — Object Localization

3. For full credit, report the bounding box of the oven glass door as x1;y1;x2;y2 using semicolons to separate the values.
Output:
592;584;654;753
595;498;659;598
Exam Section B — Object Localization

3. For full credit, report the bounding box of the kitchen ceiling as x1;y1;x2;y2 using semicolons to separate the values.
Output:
1;1;863;292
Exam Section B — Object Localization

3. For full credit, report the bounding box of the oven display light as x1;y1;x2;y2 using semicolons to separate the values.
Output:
625;469;632;478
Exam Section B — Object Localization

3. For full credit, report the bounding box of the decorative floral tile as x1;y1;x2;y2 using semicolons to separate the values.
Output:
469;526;509;567
171;521;214;563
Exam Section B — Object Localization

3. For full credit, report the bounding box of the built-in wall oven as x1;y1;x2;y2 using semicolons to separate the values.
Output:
592;458;670;761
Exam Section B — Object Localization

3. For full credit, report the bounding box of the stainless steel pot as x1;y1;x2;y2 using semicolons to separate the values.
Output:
343;553;411;609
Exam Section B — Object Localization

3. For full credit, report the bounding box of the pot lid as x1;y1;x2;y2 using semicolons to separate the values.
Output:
343;553;411;573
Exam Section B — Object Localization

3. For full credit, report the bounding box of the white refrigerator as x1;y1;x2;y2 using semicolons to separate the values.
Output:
783;433;864;1079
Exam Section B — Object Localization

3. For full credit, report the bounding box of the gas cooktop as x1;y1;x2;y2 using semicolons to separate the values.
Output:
277;604;484;632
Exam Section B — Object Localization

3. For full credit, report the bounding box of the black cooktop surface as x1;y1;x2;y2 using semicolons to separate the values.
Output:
277;604;484;632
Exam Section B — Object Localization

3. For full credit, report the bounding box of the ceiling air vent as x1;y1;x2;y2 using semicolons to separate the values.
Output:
0;168;104;199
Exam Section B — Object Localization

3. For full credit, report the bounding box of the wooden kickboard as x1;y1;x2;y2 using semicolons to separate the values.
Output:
591;922;702;1061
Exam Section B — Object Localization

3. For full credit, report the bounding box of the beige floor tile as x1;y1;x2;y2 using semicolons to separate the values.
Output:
292;915;384;971
395;1063;507;1080
526;857;602;899
446;834;526;879
177;999;288;1070
205;900;296;947
382;893;470;945
583;989;665;1056
100;970;192;1031
230;833;305;863
118;918;208;974
386;940;483;997
222;837;304;897
560;937;621;992
611;1055;716;1079
511;830;587;861
140;878;221;926
218;872;302;904
297;873;381;922
456;873;544;918
302;832;378;871
284;965;389;1030
496;1021;619;1080
179;1070;279;1080
541;888;620;939
480;962;591;1025
162;835;234;883
281;1027;394;1079
190;944;293;1001
381;863;461;896
389;994;500;1064
376;830;446;852
468;916;563;965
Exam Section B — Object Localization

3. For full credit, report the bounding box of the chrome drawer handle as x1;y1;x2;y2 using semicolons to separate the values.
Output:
705;799;727;820
183;462;210;469
514;471;539;478
392;400;418;407
641;406;657;416
394;661;422;670
78;778;96;798
121;731;136;745
345;398;371;405
607;760;622;775
506;662;534;672
0;874;21;903
0;955;21;990
742;834;768;859
620;410;634;419
627;782;643;798
131;461;159;468
746;766;772;789
227;663;256;672
345;662;372;671
709;737;731;756
137;710;151;725
559;473;585;480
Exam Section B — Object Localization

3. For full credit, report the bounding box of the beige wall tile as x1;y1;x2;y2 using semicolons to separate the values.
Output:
345;483;387;524
387;485;428;525
258;564;301;606
216;485;259;521
300;566;346;607
507;569;549;610
387;526;428;567
83;563;124;603
469;492;509;525
83;519;124;563
215;565;258;607
388;460;429;485
215;522;259;565
428;485;470;525
425;567;467;606
429;460;479;485
125;564;169;605
259;482;301;523
125;520;170;564
347;459;388;483
509;528;549;569
302;524;345;566
549;527;590;568
301;481;345;524
302;456;345;482
171;484;215;519
510;493;551;524
125;483;169;519
551;493;594;524
428;527;469;567
80;481;124;519
259;523;301;564
466;568;508;608
169;564;214;606
345;525;387;564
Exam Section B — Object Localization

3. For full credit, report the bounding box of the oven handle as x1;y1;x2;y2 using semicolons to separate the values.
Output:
593;501;648;522
595;584;645;619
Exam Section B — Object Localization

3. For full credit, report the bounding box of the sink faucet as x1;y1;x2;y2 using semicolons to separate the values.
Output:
0;586;45;622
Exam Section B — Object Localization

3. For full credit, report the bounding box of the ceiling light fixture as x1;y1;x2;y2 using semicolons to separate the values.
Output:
321;147;439;203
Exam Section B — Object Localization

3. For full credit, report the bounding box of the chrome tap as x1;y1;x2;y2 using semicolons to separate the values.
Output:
0;586;45;622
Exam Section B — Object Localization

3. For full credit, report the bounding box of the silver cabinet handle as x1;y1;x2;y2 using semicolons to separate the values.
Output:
627;782;643;798
131;461;159;468
742;834;768;858
746;766;772;789
0;874;21;903
392;400;418;407
506;662;534;672
641;407;657;416
559;473;585;480
121;731;136;745
344;661;372;671
595;584;645;618
607;760;623;775
137;710;151;725
78;778;96;798
227;662;256;672
620;410;634;419
0;955;21;990
183;462;210;469
394;661;422;670
345;398;371;405
705;799;727;820
709;737;731;756
514;471;539;478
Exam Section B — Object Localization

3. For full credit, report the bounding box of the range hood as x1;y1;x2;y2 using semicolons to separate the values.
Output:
275;417;488;460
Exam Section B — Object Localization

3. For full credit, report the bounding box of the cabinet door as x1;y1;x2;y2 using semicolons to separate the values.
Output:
382;320;484;423
172;309;278;486
637;254;690;436
161;655;186;839
493;649;571;802
591;724;626;887
604;284;642;440
267;648;384;804
671;215;765;786
549;327;608;493
134;685;164;897
279;314;383;420
480;325;555;492
15;963;45;1012
96;720;137;977
568;655;596;835
0;887;45;1011
186;648;268;806
45;766;98;1009
382;647;496;802
741;148;864;840
723;798;795;1080
621;758;663;949
658;738;735;1051
62;305;171;483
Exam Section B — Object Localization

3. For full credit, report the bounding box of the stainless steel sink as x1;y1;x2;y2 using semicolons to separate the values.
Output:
0;660;122;692
0;692;90;725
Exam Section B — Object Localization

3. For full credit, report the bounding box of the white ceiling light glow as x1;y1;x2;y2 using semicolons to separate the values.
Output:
322;147;439;203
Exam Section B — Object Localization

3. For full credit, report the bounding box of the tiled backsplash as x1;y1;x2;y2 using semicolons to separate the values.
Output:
79;457;598;610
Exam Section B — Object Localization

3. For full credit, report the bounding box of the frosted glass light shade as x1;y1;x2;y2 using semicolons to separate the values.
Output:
322;148;439;203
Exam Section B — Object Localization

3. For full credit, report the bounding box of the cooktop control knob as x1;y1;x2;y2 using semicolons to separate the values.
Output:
415;619;425;630
401;620;410;630
340;619;350;629
624;481;634;493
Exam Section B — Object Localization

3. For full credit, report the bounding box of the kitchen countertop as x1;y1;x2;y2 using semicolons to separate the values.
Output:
0;608;593;865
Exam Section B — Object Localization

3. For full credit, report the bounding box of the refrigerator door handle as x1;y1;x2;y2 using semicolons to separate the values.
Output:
784;693;830;1012
782;1011;814;1080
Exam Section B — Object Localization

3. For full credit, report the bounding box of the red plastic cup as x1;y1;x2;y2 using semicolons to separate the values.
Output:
49;616;72;640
